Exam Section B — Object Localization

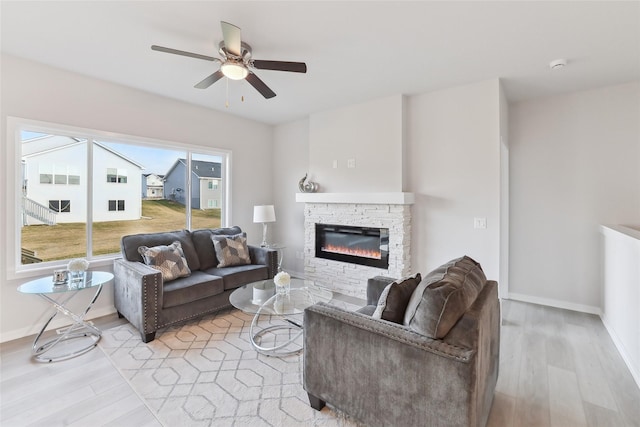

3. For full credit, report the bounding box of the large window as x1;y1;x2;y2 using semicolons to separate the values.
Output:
14;120;229;268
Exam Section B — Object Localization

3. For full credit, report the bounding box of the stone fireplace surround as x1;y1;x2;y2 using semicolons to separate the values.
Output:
296;193;414;298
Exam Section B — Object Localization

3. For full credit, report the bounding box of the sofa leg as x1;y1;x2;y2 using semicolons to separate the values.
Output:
141;332;156;343
116;311;125;319
308;393;326;410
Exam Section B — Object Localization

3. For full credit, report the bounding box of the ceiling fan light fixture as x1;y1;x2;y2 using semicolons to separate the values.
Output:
221;62;248;80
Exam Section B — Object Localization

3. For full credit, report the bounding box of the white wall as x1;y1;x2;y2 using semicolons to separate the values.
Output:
308;95;405;192
406;80;502;281
272;118;309;276
0;54;273;341
276;81;504;285
499;81;510;298
601;225;640;388
509;82;640;312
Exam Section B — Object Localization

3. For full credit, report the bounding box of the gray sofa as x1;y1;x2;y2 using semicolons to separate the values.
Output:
113;226;278;342
303;256;500;427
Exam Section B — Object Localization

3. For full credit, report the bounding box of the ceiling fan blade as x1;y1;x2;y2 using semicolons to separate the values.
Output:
246;72;276;99
151;45;218;62
194;70;224;89
252;60;307;73
220;21;242;57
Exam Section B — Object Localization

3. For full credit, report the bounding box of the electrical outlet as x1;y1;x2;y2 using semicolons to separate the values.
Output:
347;158;356;168
332;160;338;169
474;217;487;229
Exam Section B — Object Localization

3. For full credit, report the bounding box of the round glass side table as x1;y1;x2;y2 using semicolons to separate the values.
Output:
17;271;113;362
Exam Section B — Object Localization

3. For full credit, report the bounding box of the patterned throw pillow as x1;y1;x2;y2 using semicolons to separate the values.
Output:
372;273;422;324
138;241;191;282
212;234;252;268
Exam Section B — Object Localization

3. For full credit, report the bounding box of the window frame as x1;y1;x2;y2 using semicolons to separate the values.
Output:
108;199;125;212
7;116;232;280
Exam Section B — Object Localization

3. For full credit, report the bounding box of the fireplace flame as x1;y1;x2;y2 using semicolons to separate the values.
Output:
322;244;381;260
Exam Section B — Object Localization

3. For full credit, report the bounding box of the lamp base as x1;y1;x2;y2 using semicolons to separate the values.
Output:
261;222;269;247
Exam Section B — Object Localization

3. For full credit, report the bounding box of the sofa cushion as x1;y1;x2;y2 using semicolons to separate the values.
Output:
162;271;224;308
204;264;269;290
138;241;191;283
191;226;244;270
122;229;201;271
212;234;252;267
372;273;422;324
404;256;486;339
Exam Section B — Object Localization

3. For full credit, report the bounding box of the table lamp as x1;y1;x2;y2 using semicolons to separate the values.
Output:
253;205;276;247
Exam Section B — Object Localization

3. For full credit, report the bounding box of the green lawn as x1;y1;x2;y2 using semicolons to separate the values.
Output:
22;199;221;262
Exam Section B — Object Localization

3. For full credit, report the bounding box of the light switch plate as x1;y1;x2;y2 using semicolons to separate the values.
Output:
474;217;487;229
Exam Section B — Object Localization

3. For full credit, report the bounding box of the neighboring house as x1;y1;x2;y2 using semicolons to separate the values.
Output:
142;173;164;199
21;135;144;224
164;158;222;209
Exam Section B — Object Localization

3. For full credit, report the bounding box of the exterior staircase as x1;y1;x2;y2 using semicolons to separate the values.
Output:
22;196;57;226
21;248;42;264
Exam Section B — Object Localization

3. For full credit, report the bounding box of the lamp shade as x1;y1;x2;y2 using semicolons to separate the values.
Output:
253;205;276;223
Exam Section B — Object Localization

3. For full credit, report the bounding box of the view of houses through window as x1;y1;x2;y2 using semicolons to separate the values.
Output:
20;128;226;265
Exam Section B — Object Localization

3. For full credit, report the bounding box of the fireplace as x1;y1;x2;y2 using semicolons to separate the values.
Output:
315;223;389;269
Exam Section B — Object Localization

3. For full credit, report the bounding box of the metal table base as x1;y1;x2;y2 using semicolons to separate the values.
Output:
249;308;304;356
31;285;103;362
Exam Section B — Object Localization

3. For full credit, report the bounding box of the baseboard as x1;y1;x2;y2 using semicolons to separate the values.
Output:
506;292;602;315
0;306;118;344
600;315;640;390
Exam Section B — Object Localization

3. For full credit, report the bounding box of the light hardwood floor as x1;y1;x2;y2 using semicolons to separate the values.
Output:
1;300;638;426
0;315;161;427
487;300;640;427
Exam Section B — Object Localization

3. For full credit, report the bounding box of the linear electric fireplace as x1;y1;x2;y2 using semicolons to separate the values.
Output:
315;223;389;269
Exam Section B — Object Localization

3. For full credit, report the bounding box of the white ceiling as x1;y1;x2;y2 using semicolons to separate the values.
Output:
1;1;639;125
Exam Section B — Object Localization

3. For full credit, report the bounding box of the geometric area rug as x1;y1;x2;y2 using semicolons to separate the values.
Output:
98;305;363;427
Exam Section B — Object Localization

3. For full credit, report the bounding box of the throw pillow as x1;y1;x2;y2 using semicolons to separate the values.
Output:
372;273;422;324
212;234;252;267
138;241;191;282
404;255;486;339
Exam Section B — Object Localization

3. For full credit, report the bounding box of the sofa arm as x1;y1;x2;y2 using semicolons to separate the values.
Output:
304;302;477;427
248;245;278;278
366;276;396;305
113;258;163;338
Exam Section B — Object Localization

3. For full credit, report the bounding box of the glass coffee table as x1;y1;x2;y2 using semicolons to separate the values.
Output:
230;277;332;356
17;271;113;362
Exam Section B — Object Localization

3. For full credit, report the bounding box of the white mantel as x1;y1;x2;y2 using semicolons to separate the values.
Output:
295;192;415;205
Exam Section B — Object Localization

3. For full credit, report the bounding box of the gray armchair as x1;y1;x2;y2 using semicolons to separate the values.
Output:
303;256;500;427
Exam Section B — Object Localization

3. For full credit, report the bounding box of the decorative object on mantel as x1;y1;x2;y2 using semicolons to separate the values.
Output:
253;205;276;247
273;271;291;295
298;173;319;193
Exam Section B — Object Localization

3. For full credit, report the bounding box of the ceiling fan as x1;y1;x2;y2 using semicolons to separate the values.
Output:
151;21;307;99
